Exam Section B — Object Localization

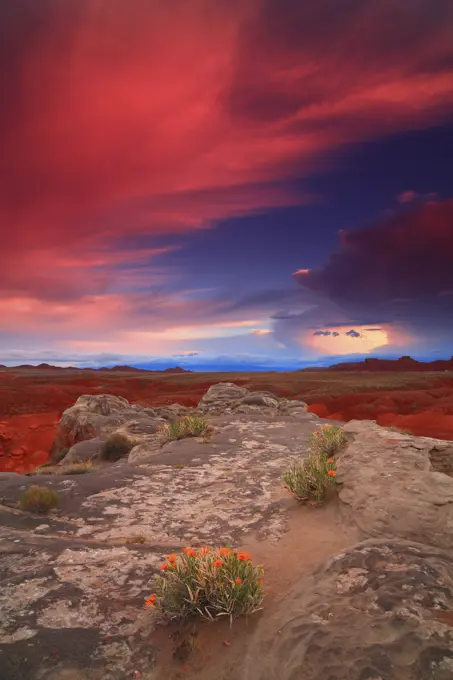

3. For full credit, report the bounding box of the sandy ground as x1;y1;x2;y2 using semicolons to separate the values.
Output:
149;498;357;680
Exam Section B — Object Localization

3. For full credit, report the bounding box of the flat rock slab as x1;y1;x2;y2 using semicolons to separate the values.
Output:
72;411;322;545
0;531;160;680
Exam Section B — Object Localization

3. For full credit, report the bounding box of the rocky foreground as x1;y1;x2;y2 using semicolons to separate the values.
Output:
1;383;453;679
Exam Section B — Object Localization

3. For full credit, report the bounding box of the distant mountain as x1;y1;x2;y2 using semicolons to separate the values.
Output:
102;365;192;373
319;356;453;372
1;364;192;373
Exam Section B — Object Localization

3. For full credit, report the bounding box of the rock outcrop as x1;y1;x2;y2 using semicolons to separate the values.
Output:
50;394;187;462
51;385;308;465
248;419;453;680
2;385;453;680
246;538;453;680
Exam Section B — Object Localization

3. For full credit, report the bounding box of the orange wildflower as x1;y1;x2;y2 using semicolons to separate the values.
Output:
198;547;210;556
235;578;242;586
237;552;252;562
219;547;231;556
327;459;335;463
257;579;263;585
145;594;157;607
183;547;196;557
327;470;336;477
213;559;224;568
167;553;177;563
160;562;169;571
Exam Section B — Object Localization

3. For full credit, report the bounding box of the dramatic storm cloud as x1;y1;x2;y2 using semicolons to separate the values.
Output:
293;200;453;357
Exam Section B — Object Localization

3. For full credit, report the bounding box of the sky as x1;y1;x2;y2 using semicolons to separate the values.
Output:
1;0;453;370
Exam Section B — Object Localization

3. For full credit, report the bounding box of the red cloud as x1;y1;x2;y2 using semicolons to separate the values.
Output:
1;0;453;312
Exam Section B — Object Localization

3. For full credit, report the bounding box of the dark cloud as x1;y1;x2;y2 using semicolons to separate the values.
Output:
294;200;453;348
313;330;331;336
345;329;361;338
332;331;340;337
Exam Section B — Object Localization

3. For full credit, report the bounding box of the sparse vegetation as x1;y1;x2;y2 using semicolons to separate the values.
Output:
282;453;337;503
61;461;98;474
308;424;347;457
19;485;60;514
101;432;135;461
28;461;97;476
282;425;344;503
145;547;263;622
159;414;213;442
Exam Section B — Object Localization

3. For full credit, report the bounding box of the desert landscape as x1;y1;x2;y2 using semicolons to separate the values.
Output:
2;379;453;679
3;1;453;677
1;361;453;473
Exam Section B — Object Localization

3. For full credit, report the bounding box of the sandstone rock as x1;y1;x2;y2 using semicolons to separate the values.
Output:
239;392;279;408
278;398;308;413
50;394;179;461
197;382;250;413
337;420;453;549
246;538;453;680
61;437;106;464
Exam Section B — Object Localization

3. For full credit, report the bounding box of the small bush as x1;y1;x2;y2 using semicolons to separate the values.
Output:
101;433;134;461
282;454;337;503
145;547;263;622
308;425;346;457
61;461;98;475
159;415;212;442
29;461;97;476
19;485;60;514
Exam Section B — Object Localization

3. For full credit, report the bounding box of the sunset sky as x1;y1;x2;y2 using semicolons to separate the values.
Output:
1;0;453;369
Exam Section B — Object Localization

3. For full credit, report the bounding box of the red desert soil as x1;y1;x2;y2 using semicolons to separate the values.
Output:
1;365;453;472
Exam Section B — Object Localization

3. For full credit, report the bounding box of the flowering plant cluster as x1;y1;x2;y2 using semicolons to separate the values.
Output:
308;424;347;457
145;547;263;621
282;425;343;503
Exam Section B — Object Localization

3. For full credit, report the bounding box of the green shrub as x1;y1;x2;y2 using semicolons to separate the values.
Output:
145;547;263;622
159;415;212;442
308;425;346;457
19;485;60;514
101;433;134;461
282;453;337;503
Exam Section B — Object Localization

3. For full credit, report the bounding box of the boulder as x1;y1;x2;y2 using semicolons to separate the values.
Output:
50;394;185;461
61;437;106;464
197;382;250;413
246;538;453;680
337;420;453;549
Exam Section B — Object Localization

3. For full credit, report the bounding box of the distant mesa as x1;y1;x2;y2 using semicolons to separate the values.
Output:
102;365;192;374
318;356;453;372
